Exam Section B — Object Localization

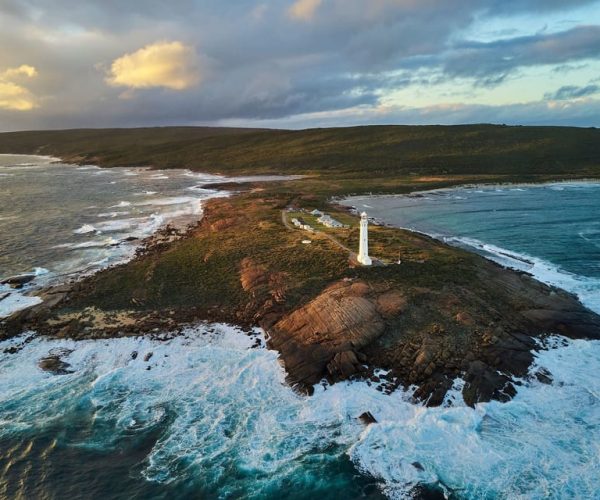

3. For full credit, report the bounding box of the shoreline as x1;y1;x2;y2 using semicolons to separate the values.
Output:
336;177;600;202
1;125;600;497
340;184;600;314
0;152;63;166
2;154;600;408
0;160;227;319
0;155;302;320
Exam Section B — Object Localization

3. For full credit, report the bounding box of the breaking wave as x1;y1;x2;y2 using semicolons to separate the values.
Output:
441;235;600;313
3;163;599;497
0;325;598;498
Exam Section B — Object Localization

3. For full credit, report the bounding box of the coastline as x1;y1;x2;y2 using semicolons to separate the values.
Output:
332;176;600;202
0;153;62;163
340;181;600;313
2;150;600;496
2;164;599;408
0;155;303;320
2;116;600;500
0;157;227;319
394;177;600;193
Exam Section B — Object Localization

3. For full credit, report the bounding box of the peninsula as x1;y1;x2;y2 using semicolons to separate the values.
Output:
2;124;600;406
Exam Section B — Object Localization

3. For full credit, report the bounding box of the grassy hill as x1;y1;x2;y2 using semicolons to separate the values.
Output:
1;125;599;190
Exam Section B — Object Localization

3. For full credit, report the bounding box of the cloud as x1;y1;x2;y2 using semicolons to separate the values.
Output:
1;1;600;130
288;0;322;21
107;41;200;90
231;97;600;130
545;84;600;100
443;26;600;85
0;65;38;111
484;0;599;15
2;64;37;79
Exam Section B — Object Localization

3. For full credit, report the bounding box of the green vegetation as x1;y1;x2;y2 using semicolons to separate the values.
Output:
1;125;599;196
4;124;599;405
65;194;350;320
3;123;597;328
33;186;488;342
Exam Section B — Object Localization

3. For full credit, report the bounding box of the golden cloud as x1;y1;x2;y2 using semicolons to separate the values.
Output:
288;0;322;21
107;41;201;90
0;65;38;111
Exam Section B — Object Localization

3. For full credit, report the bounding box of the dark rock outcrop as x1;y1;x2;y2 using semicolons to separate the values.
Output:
327;350;366;380
3;192;600;409
1;274;36;288
462;360;517;407
268;263;600;406
38;349;73;375
266;280;387;389
358;411;378;425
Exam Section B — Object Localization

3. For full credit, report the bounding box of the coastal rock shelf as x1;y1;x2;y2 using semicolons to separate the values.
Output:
267;280;399;389
269;253;600;406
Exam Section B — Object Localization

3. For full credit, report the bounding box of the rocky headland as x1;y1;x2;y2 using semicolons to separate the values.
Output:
3;186;599;407
3;125;600;406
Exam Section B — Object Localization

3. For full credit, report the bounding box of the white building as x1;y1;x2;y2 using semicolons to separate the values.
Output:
317;214;344;228
357;212;372;266
311;209;324;216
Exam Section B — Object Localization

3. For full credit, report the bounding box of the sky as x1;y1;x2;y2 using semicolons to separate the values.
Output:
0;0;599;131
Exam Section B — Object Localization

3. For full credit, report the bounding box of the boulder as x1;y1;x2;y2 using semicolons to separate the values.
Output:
462;360;517;407
38;351;73;375
327;350;364;380
358;411;378;425
1;274;36;288
240;258;268;293
267;280;386;387
272;281;384;348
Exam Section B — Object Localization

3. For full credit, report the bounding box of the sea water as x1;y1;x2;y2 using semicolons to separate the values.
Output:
343;182;600;312
0;154;296;318
1;167;600;498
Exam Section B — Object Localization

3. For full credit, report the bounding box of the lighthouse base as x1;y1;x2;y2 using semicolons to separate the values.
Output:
357;254;372;266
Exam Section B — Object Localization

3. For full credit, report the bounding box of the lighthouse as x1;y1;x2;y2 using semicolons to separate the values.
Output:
357;212;372;266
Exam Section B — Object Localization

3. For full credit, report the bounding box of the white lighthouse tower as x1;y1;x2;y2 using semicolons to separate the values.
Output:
357;212;372;266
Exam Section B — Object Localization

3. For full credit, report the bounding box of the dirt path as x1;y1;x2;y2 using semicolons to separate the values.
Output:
281;210;294;230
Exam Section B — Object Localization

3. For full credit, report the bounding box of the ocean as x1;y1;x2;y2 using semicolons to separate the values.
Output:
1;160;599;499
343;183;600;312
0;155;294;318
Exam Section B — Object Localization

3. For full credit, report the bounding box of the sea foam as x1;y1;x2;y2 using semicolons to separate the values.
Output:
443;235;600;313
73;224;97;234
0;293;43;318
0;327;598;498
109;201;132;208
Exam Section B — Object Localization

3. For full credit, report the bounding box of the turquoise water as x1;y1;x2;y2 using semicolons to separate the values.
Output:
345;183;600;312
1;170;600;499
